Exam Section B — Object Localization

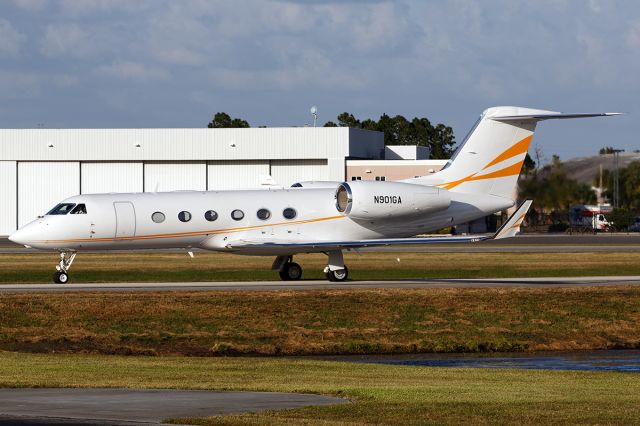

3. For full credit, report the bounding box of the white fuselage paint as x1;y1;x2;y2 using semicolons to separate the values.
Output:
11;185;513;255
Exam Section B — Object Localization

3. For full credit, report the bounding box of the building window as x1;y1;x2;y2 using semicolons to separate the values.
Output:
257;208;271;220
283;208;297;220
178;211;192;222
204;210;218;222
375;176;386;181
231;209;244;221
151;212;165;223
351;176;362;181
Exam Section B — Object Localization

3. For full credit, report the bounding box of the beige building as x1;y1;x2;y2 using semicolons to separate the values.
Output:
346;159;448;182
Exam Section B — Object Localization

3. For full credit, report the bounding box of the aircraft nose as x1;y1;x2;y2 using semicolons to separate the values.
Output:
9;224;38;247
8;229;25;245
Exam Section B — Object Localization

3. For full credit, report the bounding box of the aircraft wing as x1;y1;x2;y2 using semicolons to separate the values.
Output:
225;200;533;252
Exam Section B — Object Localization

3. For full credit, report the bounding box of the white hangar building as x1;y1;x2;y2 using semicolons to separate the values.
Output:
0;127;383;235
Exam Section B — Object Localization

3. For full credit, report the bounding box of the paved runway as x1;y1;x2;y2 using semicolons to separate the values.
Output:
0;388;346;425
1;276;640;293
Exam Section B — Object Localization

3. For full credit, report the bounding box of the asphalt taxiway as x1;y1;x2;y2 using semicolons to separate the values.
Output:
0;388;346;425
1;276;639;293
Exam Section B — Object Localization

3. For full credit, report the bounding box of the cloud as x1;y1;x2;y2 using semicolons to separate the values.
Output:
13;0;48;12
95;61;171;81
0;69;40;99
0;19;26;56
1;0;639;157
40;24;93;57
51;74;80;88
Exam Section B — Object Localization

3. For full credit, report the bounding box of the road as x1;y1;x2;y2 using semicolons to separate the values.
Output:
1;276;639;293
0;388;346;425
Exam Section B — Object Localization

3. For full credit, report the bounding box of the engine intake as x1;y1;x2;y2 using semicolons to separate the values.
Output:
335;181;450;220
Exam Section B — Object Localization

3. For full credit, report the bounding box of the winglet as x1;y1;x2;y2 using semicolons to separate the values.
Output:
493;200;533;240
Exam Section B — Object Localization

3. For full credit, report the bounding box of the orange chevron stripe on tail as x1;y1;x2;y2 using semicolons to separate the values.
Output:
438;134;532;190
482;135;532;170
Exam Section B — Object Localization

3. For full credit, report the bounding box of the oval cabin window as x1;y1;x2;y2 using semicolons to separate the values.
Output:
257;208;271;220
152;212;165;223
283;208;297;220
178;211;192;222
204;210;218;222
231;209;244;221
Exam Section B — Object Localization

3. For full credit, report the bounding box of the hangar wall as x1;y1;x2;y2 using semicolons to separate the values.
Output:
0;127;384;234
0;162;16;235
18;162;80;228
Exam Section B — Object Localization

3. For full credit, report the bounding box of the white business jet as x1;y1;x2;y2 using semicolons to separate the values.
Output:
9;106;619;283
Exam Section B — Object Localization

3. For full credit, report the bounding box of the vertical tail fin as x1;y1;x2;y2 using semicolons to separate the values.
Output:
412;107;620;202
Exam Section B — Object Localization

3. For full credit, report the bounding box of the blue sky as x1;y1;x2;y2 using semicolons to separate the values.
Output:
0;0;638;161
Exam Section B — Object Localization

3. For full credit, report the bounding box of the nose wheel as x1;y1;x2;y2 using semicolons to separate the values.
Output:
53;271;69;284
53;252;76;284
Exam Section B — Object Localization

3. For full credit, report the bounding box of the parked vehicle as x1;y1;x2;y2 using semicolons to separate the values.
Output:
569;204;613;232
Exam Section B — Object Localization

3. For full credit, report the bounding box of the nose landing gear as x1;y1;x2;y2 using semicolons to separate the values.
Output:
53;252;76;284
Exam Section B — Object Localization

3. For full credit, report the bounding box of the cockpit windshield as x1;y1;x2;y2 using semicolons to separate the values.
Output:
70;204;87;214
46;203;76;215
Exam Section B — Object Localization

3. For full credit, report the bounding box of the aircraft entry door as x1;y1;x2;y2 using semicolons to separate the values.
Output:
113;202;136;238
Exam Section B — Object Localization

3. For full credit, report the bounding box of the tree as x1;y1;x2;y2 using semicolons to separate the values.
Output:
207;112;250;128
519;158;596;212
521;153;536;176
599;146;616;155
592;161;640;209
325;111;456;159
336;112;360;128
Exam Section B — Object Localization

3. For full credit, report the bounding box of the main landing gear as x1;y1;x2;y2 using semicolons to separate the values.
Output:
323;250;349;282
273;250;349;282
273;256;303;281
53;252;76;284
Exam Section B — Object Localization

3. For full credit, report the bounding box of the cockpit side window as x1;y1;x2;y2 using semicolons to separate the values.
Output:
70;204;87;215
46;203;76;215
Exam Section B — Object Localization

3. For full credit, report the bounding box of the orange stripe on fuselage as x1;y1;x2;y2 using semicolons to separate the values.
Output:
34;215;346;244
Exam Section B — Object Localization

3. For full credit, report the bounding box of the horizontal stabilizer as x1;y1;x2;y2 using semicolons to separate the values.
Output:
491;112;622;122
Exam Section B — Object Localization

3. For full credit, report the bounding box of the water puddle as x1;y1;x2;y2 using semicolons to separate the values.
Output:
330;350;640;372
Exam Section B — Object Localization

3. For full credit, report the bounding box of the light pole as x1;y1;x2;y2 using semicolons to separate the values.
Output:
612;149;624;208
310;106;318;127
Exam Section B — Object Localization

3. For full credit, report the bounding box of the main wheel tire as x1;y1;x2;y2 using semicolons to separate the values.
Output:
326;266;348;282
53;271;69;284
279;262;302;281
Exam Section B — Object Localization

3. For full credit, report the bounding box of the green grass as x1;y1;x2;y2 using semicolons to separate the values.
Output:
1;287;639;355
0;352;638;425
1;251;640;283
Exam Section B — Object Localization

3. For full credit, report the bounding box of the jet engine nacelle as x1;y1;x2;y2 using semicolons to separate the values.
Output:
334;181;451;220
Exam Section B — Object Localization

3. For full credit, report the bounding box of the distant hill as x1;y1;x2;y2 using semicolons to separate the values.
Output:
555;152;640;185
